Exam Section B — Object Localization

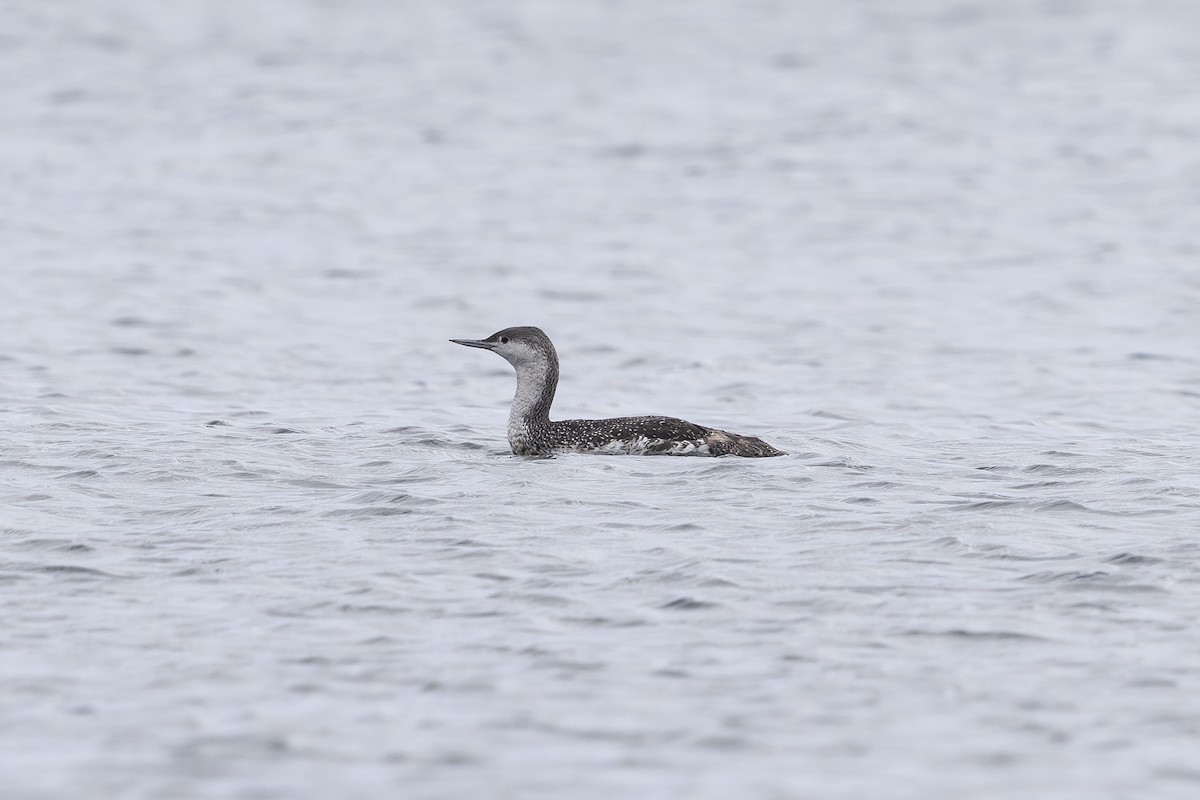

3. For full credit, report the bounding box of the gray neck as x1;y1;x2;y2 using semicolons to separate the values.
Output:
508;353;558;431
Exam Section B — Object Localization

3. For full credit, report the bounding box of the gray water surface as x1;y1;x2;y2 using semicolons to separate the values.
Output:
3;1;1200;798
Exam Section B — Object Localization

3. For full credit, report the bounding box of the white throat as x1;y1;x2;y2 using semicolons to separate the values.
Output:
506;360;551;444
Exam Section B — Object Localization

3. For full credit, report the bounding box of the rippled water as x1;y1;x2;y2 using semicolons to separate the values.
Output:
4;0;1200;797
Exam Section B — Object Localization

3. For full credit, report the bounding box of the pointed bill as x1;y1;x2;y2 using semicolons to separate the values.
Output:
450;338;497;350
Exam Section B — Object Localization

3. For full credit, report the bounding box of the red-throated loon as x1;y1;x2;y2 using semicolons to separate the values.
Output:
450;326;785;457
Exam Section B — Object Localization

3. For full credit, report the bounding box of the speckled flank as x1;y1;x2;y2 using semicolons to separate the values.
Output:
451;327;785;457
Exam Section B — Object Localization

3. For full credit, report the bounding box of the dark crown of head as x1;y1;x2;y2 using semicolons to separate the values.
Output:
486;326;550;345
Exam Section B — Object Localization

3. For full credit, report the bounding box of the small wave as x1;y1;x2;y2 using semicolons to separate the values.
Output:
366;465;446;485
385;425;488;451
689;463;743;477
1019;570;1166;592
172;734;289;761
278;479;347;491
810;409;870;421
904;628;1048;642
971;546;1082;563
335;603;410;616
342;490;440;506
1020;570;1110;583
323;506;415;518
561;616;647;628
71;449;117;460
947;499;1094;513
694;735;753;751
12;538;95;554
812;458;874;471
1104;552;1165;566
1032;499;1092;511
1009;480;1077;489
323;268;374;279
110;316;154;327
538;288;606;302
1022;464;1101;476
30;564;121;579
1128;351;1192;362
660;597;718;610
58;469;100;479
501;593;572;607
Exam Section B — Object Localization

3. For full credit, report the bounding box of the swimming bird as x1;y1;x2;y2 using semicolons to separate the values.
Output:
450;326;785;457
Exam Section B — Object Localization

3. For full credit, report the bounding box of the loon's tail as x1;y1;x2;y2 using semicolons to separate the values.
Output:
704;429;786;458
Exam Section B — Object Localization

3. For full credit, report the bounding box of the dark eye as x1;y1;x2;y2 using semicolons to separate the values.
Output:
500;336;509;344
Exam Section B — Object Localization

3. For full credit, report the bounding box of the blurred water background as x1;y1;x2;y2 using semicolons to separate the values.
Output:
2;1;1200;797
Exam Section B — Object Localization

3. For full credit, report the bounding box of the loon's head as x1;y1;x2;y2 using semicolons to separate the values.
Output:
450;326;557;370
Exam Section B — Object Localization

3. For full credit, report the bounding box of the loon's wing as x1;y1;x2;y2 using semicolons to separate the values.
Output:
615;415;711;441
549;416;784;457
631;417;786;457
548;416;707;450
